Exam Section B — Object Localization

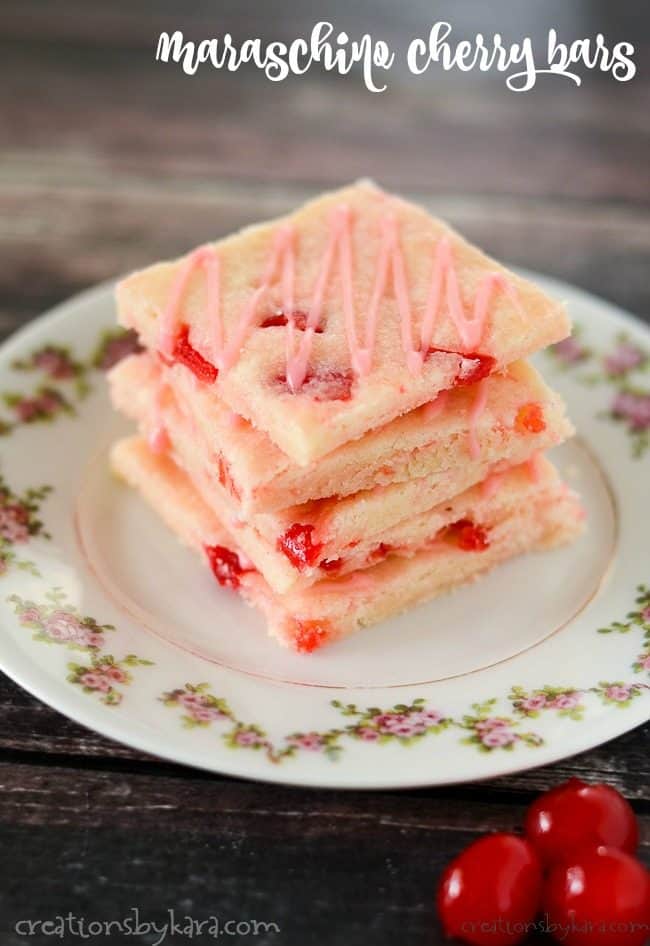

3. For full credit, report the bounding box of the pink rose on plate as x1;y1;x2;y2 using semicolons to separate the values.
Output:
104;666;127;683
178;692;208;709
288;733;324;751
638;654;650;671
79;671;111;692
373;713;426;737
33;347;75;379
44;610;84;642
552;336;588;364
70;625;104;648
612;392;650;431
235;729;264;747
96;330;143;371
641;606;650;623
13;398;41;422
604;343;644;376
355;727;380;741
0;504;30;543
481;728;516;748
605;685;631;702
550;692;581;710
475;717;509;734
190;706;224;723
520;695;547;711
18;606;43;625
409;708;443;727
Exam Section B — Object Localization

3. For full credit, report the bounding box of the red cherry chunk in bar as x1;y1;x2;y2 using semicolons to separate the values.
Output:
515;402;546;434
319;557;343;573
260;310;323;332
172;325;218;384
291;620;332;654
205;544;252;590
426;347;495;386
274;368;354;402
443;518;490;551
277;523;323;570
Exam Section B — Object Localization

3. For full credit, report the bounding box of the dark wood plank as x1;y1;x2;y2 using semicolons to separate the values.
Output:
0;5;649;943
0;29;648;207
0;757;646;946
0;175;649;337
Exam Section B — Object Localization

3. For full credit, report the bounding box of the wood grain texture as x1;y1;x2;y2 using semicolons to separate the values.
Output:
0;3;649;943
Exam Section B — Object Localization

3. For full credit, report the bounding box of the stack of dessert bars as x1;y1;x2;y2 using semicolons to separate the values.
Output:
109;181;583;653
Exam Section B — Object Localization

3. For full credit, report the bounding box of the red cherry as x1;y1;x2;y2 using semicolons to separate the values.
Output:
437;833;543;945
319;557;343;573
291;619;331;653
275;368;354;402
515;402;546;434
444;519;490;551
260;310;323;332
525;778;639;866
216;454;241;501
277;523;323;570
204;545;252;590
171;325;218;384
543;846;650;946
426;348;495;386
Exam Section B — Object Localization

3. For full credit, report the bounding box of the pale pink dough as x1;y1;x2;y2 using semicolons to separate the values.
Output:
116;181;570;464
111;360;574;594
109;353;573;515
111;437;584;653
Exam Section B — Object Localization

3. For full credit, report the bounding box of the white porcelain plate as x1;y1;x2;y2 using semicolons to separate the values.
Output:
0;273;648;788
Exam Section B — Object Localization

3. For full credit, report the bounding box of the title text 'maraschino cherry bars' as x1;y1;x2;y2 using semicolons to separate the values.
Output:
109;180;584;653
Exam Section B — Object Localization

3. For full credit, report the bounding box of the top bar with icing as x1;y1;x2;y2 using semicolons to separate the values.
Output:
116;180;570;465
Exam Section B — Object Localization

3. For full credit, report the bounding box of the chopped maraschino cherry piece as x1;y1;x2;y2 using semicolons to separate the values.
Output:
426;348;495;386
291;619;331;654
260;310;323;332
172;325;218;384
216;454;240;500
525;777;639;866
371;542;394;560
445;519;490;551
543;846;650;946
515;402;546;434
204;545;252;590
319;557;343;573
437;833;543;945
275;368;354;402
277;523;323;570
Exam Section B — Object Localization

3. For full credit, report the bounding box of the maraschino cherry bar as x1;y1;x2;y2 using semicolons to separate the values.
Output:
109;181;584;652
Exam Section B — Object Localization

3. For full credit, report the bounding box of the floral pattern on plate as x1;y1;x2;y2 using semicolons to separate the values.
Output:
0;471;50;576
0;329;140;436
8;588;152;705
0;277;647;785
550;331;650;457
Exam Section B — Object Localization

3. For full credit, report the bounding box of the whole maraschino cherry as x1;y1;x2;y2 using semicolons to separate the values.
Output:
524;777;639;866
436;778;645;946
543;845;650;946
436;832;543;945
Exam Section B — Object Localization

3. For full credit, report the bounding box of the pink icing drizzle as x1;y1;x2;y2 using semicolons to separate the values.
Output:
148;381;170;454
481;461;511;498
155;201;522;392
467;378;489;459
422;389;450;422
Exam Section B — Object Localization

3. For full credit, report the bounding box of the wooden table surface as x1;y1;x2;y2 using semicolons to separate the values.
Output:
1;3;649;944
